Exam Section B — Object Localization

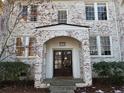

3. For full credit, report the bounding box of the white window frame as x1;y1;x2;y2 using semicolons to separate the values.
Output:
86;2;109;21
90;36;113;57
15;36;36;58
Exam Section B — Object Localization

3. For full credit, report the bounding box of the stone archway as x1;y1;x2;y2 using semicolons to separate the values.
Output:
34;25;92;88
44;36;82;79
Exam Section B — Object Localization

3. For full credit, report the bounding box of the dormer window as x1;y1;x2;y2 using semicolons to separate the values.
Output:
58;10;67;24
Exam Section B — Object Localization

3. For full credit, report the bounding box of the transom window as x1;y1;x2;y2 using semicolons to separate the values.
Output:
85;3;108;20
89;36;111;56
16;36;36;57
58;10;67;23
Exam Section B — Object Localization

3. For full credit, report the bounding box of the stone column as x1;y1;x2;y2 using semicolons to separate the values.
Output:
34;40;48;88
76;39;92;87
82;39;92;86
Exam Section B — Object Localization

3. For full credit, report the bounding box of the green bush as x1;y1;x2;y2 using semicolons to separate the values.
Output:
0;62;30;81
93;61;124;85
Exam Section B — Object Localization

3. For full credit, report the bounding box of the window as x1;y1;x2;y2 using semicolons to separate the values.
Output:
16;38;24;56
97;3;107;20
89;37;98;55
28;38;36;56
58;10;67;23
16;37;36;57
100;36;111;55
30;5;38;21
21;6;28;21
85;3;107;20
86;4;95;20
89;36;111;56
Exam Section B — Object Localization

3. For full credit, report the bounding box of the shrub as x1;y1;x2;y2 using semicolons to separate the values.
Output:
0;62;30;81
93;61;124;85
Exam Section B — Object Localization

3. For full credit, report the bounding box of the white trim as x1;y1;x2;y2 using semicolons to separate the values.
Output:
16;56;37;59
14;37;17;54
25;36;29;57
109;36;113;57
97;36;101;56
106;2;109;20
94;3;98;20
27;5;30;22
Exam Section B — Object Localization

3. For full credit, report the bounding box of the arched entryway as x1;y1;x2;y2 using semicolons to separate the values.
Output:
34;24;92;88
44;36;81;78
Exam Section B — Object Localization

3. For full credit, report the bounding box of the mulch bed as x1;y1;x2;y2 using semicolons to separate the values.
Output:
0;79;124;93
0;80;50;93
75;78;124;93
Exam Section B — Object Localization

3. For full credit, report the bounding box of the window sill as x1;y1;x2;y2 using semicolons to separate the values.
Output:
85;20;108;22
16;56;37;59
91;55;113;58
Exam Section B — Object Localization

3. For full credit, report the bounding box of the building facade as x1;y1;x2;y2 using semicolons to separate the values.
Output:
0;0;124;88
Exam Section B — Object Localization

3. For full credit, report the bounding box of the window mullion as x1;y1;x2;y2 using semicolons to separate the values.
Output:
94;3;98;20
97;36;101;56
106;2;109;20
110;36;113;56
25;47;28;57
25;37;29;57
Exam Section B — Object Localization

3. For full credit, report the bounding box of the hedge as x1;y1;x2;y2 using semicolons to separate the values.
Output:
0;62;30;81
93;61;124;85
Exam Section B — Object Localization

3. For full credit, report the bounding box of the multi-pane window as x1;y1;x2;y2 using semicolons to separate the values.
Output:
16;38;24;56
85;3;108;20
16;37;36;57
30;5;38;21
58;10;67;23
28;38;36;56
97;3;107;20
89;36;111;56
89;37;98;55
21;6;28;21
100;36;111;55
86;5;95;20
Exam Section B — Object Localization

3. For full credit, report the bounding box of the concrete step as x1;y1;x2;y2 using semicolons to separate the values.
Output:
43;79;83;93
44;79;84;86
50;86;76;93
50;90;74;93
50;86;76;90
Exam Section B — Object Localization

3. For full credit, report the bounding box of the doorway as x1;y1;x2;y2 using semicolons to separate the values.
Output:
53;50;72;77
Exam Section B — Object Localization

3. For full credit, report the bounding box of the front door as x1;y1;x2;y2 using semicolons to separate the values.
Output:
53;50;72;77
